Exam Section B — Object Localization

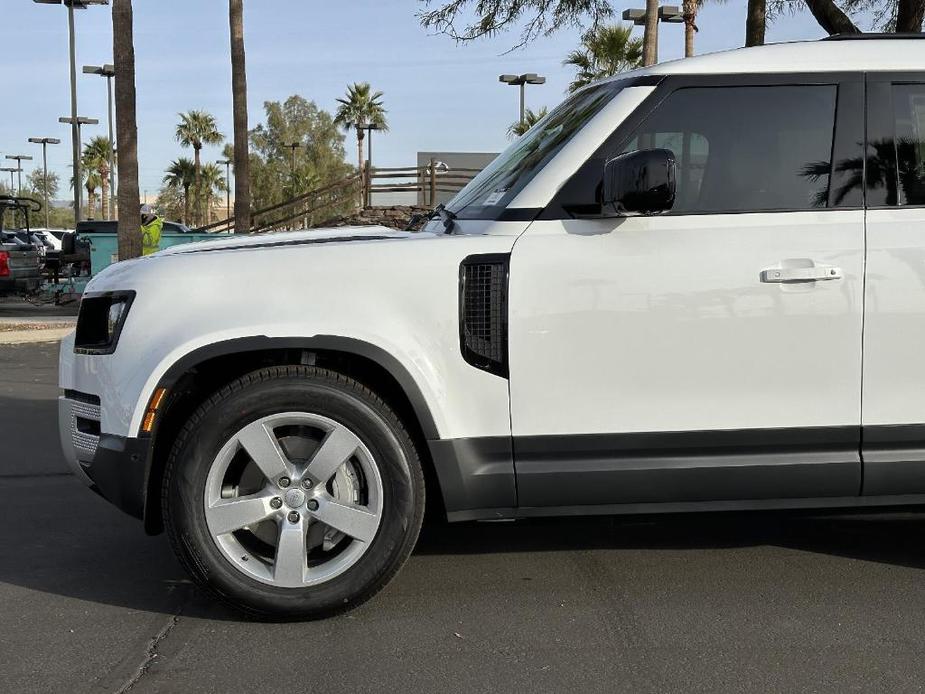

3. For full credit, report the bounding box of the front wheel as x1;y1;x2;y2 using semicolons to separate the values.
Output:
162;365;425;619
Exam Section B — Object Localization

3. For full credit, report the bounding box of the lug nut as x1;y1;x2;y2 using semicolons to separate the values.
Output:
307;499;319;511
278;476;291;488
301;478;313;490
287;511;300;523
270;497;282;509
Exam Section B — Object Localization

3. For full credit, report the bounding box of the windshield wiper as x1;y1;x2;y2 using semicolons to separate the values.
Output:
433;204;458;234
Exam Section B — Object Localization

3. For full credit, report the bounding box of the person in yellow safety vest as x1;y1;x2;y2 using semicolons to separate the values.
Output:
141;204;164;256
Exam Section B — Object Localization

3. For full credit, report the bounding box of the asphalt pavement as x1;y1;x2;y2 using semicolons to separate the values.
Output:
5;341;925;693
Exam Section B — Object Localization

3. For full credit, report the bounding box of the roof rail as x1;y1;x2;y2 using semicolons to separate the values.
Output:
823;32;925;40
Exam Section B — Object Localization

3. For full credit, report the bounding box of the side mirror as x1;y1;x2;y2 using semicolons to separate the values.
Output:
602;148;676;215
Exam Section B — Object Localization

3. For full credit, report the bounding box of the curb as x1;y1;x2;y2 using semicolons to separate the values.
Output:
0;328;73;345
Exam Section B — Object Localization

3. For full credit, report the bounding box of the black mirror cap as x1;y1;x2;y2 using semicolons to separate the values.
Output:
602;148;676;214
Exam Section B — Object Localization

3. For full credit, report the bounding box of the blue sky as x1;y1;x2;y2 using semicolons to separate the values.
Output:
1;0;858;198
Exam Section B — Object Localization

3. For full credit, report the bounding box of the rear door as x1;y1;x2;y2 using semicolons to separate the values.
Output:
508;74;867;508
861;73;925;495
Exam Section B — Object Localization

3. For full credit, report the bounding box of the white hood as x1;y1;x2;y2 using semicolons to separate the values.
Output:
157;225;422;256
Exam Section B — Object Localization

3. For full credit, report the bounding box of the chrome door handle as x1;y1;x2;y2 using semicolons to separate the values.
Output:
760;265;842;283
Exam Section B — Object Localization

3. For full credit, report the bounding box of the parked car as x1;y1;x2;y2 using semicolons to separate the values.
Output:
75;219;192;235
0;197;43;296
58;36;925;619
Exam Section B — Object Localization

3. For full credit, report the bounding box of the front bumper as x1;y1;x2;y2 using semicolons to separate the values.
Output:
58;394;150;520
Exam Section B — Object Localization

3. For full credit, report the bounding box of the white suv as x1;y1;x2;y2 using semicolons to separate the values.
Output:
58;36;925;619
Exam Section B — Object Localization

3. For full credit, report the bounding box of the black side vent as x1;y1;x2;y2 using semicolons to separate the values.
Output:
459;254;509;378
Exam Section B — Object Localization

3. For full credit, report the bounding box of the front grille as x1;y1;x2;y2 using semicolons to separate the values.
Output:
460;255;509;377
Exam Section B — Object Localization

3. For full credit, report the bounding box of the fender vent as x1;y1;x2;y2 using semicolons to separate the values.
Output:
460;254;509;377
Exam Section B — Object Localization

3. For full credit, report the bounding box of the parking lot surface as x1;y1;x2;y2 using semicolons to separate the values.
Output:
5;341;925;693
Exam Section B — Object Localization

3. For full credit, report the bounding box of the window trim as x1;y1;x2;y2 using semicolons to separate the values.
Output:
866;72;925;210
540;72;865;220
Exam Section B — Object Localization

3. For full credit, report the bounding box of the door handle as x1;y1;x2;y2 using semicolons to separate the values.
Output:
760;265;842;283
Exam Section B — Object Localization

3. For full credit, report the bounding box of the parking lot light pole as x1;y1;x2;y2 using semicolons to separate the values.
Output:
33;0;109;221
28;137;61;228
217;159;231;221
0;168;17;192
5;155;34;195
498;73;546;127
58;116;99;216
623;5;684;65
83;64;116;218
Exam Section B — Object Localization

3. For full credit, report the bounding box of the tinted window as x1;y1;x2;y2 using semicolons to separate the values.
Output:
446;81;624;219
621;86;838;213
893;84;925;206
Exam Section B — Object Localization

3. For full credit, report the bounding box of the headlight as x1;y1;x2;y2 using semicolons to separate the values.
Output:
74;291;135;354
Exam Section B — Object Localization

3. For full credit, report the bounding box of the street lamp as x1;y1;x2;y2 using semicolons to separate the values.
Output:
33;0;109;221
499;73;546;127
5;155;33;194
83;63;116;219
217;159;232;221
355;123;382;171
282;142;302;180
0;168;18;192
28;138;61;228
622;5;683;65
59;116;98;215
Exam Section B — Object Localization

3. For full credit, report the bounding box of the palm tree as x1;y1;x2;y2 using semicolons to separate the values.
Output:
333;83;388;173
80;168;101;220
745;0;767;46
83;137;114;220
564;25;643;93
198;163;228;224
112;0;142;259
229;0;251;234
508;107;548;138
682;0;725;57
163;158;196;224
175;110;224;225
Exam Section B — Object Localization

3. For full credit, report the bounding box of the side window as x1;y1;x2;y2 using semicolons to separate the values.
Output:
893;84;925;206
620;85;838;214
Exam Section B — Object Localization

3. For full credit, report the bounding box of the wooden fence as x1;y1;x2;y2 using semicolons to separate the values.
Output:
195;160;480;234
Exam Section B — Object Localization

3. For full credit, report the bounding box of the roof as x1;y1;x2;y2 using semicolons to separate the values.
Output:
622;38;924;77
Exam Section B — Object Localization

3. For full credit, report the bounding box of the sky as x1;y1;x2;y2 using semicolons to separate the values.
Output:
0;0;868;199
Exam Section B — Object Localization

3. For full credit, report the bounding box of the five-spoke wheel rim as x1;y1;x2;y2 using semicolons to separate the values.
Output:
204;412;383;588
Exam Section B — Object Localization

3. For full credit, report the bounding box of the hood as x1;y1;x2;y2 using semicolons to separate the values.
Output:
157;225;423;256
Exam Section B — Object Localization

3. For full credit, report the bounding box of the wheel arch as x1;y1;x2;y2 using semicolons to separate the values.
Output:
142;335;442;534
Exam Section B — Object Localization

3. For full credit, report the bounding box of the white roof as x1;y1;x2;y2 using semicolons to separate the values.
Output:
619;39;923;77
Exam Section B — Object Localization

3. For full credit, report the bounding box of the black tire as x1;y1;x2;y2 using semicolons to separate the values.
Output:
162;365;425;620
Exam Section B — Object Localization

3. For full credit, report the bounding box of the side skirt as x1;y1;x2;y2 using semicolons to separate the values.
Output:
448;494;925;523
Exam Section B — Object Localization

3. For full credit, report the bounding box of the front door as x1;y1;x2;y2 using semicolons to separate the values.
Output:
508;76;866;508
861;74;925;496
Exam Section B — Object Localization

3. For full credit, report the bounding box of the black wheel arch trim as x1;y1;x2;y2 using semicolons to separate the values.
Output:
155;335;440;439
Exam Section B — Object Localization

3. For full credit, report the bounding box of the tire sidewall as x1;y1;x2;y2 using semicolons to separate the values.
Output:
166;369;422;618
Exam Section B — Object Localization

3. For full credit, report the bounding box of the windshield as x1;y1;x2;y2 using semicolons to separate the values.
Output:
446;81;624;219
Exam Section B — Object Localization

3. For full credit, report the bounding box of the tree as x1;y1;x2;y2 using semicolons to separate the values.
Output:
83;137;114;220
564;24;642;93
681;0;726;57
418;0;613;49
248;95;353;223
163;158;196;224
27;168;59;203
113;0;141;259
229;0;251;234
746;0;767;45
642;0;659;65
175;110;224;226
508;107;548;137
772;0;924;34
199;163;227;224
333;83;389;174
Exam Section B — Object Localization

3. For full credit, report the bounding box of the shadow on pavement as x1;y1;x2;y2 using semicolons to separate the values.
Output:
2;467;924;620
